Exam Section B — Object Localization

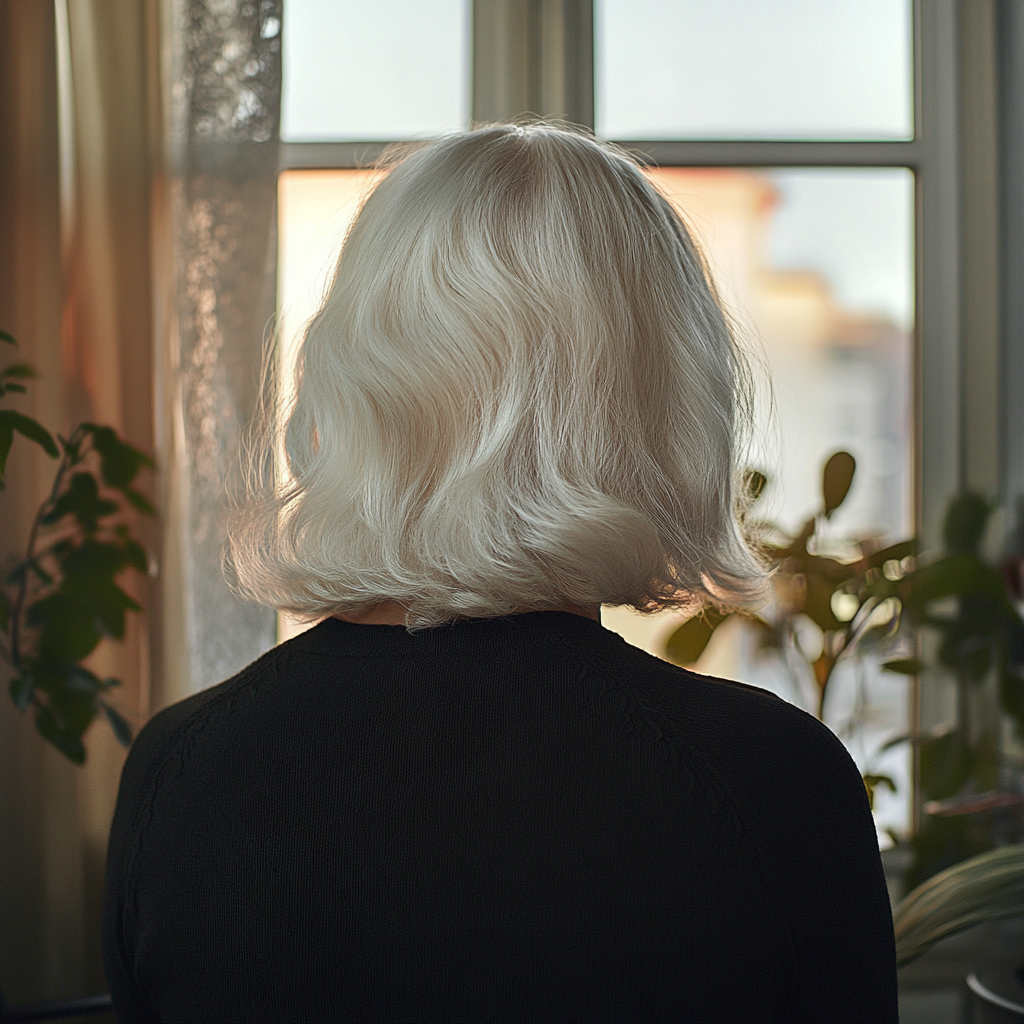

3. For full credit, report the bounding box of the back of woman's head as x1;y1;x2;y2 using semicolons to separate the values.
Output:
230;123;767;626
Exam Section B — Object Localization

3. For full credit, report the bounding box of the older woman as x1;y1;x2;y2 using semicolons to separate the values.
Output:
104;125;897;1023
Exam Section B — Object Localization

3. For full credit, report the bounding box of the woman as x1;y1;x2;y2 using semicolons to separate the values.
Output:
103;125;897;1022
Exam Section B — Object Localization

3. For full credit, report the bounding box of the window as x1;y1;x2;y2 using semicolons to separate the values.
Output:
281;0;470;141
278;0;971;847
595;0;913;141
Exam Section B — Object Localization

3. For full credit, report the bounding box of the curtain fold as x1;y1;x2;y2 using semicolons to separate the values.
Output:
0;0;282;1000
0;1;84;1003
60;0;158;994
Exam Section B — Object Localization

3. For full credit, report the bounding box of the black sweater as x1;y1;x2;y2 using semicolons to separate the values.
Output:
103;611;898;1023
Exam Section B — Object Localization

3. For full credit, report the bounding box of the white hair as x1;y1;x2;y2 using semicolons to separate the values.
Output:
229;124;767;627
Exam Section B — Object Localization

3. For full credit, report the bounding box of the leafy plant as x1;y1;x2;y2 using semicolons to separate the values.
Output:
0;331;154;763
894;844;1024;966
889;495;1024;888
665;452;913;724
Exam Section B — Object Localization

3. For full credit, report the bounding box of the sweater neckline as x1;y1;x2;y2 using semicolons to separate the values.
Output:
292;610;613;658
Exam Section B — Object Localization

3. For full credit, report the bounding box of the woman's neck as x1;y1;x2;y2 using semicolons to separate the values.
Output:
333;601;600;626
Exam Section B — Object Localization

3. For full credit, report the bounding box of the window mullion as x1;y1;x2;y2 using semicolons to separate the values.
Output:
607;140;923;169
472;0;594;128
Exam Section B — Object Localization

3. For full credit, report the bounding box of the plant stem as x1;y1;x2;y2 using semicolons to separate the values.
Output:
957;668;972;745
814;596;887;720
9;428;85;669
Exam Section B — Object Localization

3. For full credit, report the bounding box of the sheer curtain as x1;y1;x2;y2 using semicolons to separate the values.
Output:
160;0;280;704
0;0;281;1001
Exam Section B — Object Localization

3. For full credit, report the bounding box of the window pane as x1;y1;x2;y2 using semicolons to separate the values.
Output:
281;0;470;142
277;169;382;401
596;0;913;140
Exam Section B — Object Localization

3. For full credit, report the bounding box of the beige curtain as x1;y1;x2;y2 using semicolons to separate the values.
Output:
0;0;282;1001
0;0;158;1002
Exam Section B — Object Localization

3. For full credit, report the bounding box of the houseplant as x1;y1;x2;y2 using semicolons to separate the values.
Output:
894;843;1024;966
0;331;153;763
890;493;1024;888
664;456;1024;882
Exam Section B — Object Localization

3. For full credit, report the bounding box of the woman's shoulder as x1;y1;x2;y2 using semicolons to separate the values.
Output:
587;624;837;733
577;626;867;812
115;642;290;812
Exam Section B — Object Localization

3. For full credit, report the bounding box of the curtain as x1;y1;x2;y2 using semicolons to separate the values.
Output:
0;1;83;1003
161;0;280;702
0;0;282;1001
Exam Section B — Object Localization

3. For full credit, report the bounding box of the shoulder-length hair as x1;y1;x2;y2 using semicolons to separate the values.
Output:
229;124;767;627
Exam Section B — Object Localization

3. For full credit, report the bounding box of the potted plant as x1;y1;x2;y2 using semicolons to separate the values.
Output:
894;843;1024;1020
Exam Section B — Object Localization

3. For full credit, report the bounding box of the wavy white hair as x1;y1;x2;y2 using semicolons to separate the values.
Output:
228;124;767;627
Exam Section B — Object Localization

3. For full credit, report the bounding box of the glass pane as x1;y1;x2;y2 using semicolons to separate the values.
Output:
281;0;470;142
604;167;915;845
276;170;383;641
596;0;913;140
277;169;383;405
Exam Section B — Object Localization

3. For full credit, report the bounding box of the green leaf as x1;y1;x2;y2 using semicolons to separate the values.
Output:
0;383;27;395
1;363;36;380
863;773;896;792
43;677;98;734
9;675;33;712
822;451;856;517
863;539;916;571
894;844;1024;966
64;665;102;695
0;418;14;481
101;701;133;747
58;537;127;579
880;732;912;752
41;472;118;530
34;705;86;764
0;409;58;458
664;607;729;666
28;594;103;662
26;557;54;587
0;330;16;346
58;432;81;461
899;555;1006;610
863;772;897;810
882;658;925;675
123;539;148;573
920;729;973;801
124;488;156;516
56;540;142;639
86;424;154;488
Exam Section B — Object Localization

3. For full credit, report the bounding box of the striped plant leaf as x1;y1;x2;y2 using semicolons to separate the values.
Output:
894;844;1024;967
